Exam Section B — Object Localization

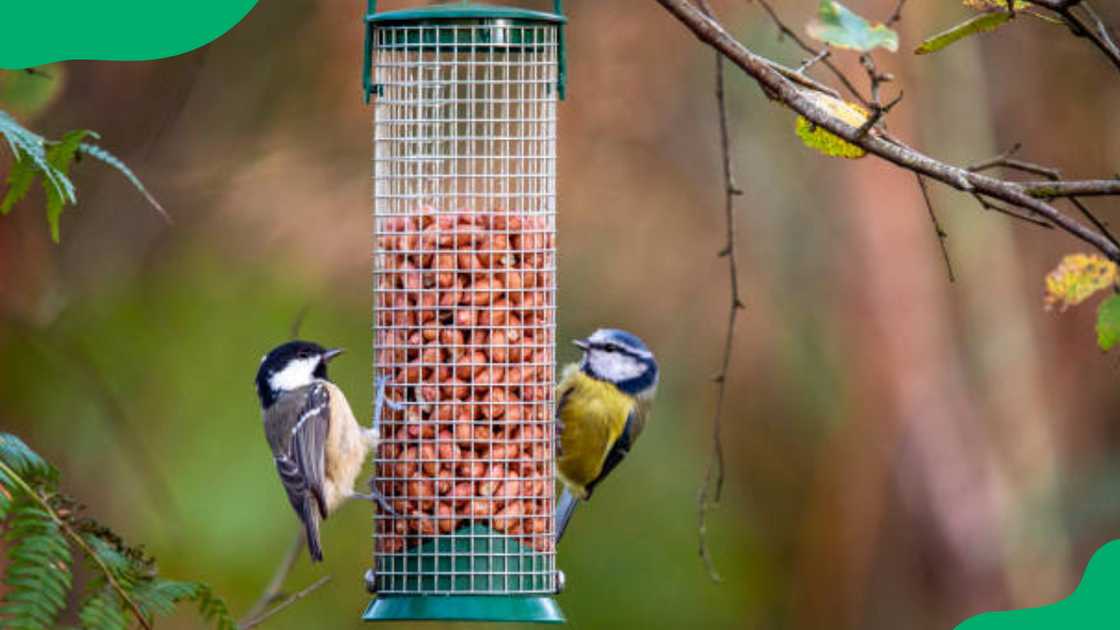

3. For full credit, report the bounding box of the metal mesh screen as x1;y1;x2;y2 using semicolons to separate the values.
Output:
371;23;559;596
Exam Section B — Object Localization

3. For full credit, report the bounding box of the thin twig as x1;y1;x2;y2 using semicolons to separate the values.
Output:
796;48;831;75
655;0;1120;263
752;0;870;106
886;0;908;26
971;193;1055;228
1071;197;1120;250
1020;179;1120;198
238;575;332;630
695;0;745;585
1025;0;1120;71
916;175;956;283
289;304;311;339
239;531;305;625
972;148;1120;247
0;459;153;630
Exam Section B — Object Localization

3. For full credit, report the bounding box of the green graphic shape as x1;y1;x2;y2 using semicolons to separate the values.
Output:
957;540;1120;629
0;1;258;69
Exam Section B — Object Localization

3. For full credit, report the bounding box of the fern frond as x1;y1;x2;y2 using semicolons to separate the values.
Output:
78;587;128;630
0;433;56;482
41;130;94;242
1;433;238;630
0;499;72;629
188;583;238;630
0;111;73;203
0;433;57;521
77;142;169;223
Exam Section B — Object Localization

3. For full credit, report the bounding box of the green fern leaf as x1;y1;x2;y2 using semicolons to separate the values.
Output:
0;499;72;630
78;587;128;630
41;130;93;243
77;142;168;222
0;111;73;204
0;433;56;482
0;148;38;215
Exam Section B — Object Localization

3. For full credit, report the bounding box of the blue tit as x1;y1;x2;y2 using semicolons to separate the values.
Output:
555;329;659;543
255;341;378;562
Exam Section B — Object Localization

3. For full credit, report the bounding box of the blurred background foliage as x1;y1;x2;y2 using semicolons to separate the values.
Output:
2;0;1120;628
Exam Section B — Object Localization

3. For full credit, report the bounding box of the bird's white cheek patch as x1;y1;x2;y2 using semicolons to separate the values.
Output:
269;358;319;392
589;351;645;382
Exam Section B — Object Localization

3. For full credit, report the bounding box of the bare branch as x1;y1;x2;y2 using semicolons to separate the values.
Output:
695;0;745;585
886;0;908;26
1071;197;1120;250
239;532;305;626
1025;0;1120;71
916;175;956;283
795;47;831;75
971;148;1120;248
239;575;332;630
655;0;1120;262
1021;179;1120;198
971;193;1055;228
751;0;869;106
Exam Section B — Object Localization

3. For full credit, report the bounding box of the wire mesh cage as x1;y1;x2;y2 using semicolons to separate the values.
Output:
362;1;566;623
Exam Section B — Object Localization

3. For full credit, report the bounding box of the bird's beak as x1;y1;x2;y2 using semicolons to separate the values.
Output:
572;338;589;351
322;348;345;362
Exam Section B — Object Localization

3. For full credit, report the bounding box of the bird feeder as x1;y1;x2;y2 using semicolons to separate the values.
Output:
363;0;565;623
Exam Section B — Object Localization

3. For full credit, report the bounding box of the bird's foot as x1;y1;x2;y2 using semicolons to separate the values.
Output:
351;490;397;516
372;374;405;433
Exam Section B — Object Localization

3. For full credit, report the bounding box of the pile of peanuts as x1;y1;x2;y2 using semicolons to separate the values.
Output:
373;209;556;554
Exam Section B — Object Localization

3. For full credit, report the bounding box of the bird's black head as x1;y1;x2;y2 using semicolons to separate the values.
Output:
255;340;343;409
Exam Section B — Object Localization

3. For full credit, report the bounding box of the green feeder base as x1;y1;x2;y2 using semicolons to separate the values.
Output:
363;595;565;623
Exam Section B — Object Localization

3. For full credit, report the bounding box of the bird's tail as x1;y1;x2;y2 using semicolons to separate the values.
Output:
303;498;324;562
555;488;579;545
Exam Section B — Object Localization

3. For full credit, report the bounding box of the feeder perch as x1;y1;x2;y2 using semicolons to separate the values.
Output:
363;0;566;623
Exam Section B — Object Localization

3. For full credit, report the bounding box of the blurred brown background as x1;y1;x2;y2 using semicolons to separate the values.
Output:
2;0;1120;628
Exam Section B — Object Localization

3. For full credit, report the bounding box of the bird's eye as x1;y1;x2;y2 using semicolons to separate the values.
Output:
604;343;619;353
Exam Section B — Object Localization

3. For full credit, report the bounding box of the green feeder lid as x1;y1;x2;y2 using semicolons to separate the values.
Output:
368;2;566;25
362;1;569;102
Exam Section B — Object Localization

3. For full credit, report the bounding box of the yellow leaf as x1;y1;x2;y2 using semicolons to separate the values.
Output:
795;92;869;159
1044;253;1118;310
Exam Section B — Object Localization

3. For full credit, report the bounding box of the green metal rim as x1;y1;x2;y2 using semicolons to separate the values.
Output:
363;595;565;623
368;4;566;26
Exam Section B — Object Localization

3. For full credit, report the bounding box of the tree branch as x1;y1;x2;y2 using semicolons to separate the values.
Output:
655;0;1120;263
752;0;870;106
695;0;745;584
1020;179;1120;198
238;575;331;630
1025;0;1120;71
916;174;956;283
239;531;305;625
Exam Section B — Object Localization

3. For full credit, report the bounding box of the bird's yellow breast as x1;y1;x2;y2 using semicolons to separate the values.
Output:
556;366;638;499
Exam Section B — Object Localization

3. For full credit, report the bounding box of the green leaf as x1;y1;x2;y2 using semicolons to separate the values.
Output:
1097;295;1120;351
794;92;869;159
41;129;93;243
1;149;39;215
915;11;1013;54
806;0;899;53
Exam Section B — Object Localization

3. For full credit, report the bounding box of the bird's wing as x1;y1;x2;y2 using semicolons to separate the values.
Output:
584;407;636;499
275;382;331;519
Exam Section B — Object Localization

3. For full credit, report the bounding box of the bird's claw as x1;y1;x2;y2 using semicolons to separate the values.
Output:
372;374;405;433
353;489;398;516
